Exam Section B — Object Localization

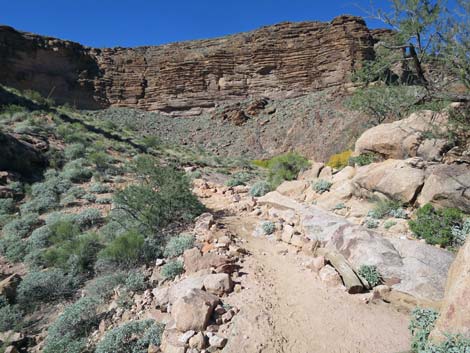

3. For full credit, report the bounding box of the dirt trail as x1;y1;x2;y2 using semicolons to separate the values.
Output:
204;194;411;353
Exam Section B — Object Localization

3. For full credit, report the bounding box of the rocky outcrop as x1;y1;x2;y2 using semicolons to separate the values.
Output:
0;16;377;113
430;238;470;341
354;110;449;160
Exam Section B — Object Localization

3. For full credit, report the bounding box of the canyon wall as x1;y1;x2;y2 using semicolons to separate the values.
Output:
0;16;377;114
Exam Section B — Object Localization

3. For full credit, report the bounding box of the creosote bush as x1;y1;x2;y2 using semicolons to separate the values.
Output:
98;230;145;267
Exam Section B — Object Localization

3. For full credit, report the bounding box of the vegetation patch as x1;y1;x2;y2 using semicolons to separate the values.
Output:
326;150;352;169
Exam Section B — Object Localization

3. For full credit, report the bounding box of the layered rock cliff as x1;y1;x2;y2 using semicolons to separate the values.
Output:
0;16;376;114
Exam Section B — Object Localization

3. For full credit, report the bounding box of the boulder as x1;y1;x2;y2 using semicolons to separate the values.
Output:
276;180;310;201
430;238;470;342
319;265;342;287
354;110;448;159
416;138;448;161
418;164;470;213
332;166;355;183
298;162;324;180
203;273;233;295
193;213;215;235
172;289;219;331
352;159;425;203
160;329;187;353
183;248;229;274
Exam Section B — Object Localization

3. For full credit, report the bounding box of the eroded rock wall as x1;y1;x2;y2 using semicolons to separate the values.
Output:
0;15;376;114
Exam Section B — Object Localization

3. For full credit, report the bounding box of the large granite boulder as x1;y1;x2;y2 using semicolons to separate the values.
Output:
418;164;470;213
355;110;448;160
430;238;470;342
352;159;425;203
172;289;219;331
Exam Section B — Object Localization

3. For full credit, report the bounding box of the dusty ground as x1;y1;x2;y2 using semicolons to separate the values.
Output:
204;193;411;353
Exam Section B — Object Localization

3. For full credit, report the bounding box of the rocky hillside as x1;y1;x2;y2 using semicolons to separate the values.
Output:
0;16;376;113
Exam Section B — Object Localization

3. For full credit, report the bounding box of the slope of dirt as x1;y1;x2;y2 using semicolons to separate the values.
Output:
204;193;411;353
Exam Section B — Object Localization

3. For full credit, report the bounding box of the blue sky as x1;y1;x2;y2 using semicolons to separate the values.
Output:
2;0;394;48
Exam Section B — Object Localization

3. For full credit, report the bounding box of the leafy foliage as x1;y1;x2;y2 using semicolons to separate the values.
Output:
368;199;404;219
349;153;378;167
358;265;382;287
409;307;439;353
98;230;145;267
262;221;276;235
257;152;310;188
312;179;332;194
225;171;251;187
409;204;464;247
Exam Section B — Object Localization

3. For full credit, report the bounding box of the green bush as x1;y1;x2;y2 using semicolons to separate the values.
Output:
264;152;310;188
422;334;470;352
0;199;15;215
163;234;194;258
89;151;112;172
365;218;379;229
75;209;102;229
0;233;28;262
358;265;382;287
349;153;377;167
312;179;332;194
95;319;164;353
409;204;464;247
452;218;470;247
60;159;93;183
249;181;272;197
384;220;397;230
84;272;128;299
90;183;111;194
161;260;184;280
0;303;23;331
368;199;404;219
44;297;100;353
125;271;147;292
28;225;52;249
20;194;58;214
225;172;251;187
82;193;97;203
262;221;275;235
2;213;40;238
64;143;86;160
17;269;77;305
98;230;145;267
113;156;204;234
409;307;439;353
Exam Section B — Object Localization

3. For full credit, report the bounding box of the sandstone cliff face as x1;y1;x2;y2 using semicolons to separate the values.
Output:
0;16;375;114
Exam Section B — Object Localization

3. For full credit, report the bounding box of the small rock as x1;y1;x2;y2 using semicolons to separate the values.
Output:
203;273;233;295
172;289;219;331
189;332;206;349
156;258;166;266
179;330;196;344
319;265;342;287
311;256;326;273
209;335;227;349
4;347;19;353
234;284;242;293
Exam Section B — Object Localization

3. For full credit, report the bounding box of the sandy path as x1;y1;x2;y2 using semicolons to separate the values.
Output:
203;194;411;353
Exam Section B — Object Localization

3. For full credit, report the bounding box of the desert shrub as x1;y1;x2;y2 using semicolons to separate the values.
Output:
163;234;194;258
84;272;126;299
90;183;111;194
312;179;332;194
409;204;464;247
82;193;97;203
326;150;353;169
384;220;397;230
60;159;93;183
365;218;379;229
44;296;100;353
99;220;127;242
17;269;77;305
264;152;310;188
2;212;40;238
368;199;404;219
0;198;15;215
65;186;86;199
262;221;275;235
89;151;112;172
333;203;346;210
0;233;28;262
31;172;71;198
96;197;112;205
358;265;382;287
140;236;165;263
125;271;147;292
349;153;377;167
452;218;470;247
422;334;470;352
20;194;58;214
249;181;272;197
44;232;103;275
225;172;251;187
27;225;52;249
95;319;164;353
161;260;184;280
409;307;439;353
114;156;204;234
98;230;145;267
56;123;88;144
64;143;86;160
0;303;23;331
75;208;102;229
